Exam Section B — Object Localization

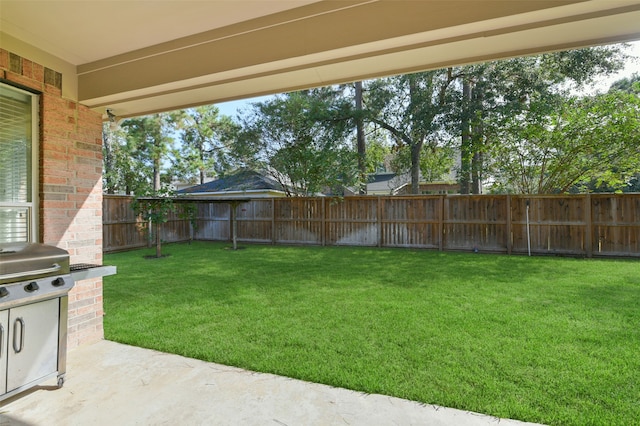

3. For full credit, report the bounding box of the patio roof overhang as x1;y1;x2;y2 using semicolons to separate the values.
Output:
1;0;639;119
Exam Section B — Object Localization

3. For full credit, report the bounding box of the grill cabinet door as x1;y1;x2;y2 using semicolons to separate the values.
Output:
0;310;8;394
6;299;59;391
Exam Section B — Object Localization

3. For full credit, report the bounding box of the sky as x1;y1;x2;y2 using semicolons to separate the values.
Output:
216;95;272;118
214;40;640;119
589;40;640;92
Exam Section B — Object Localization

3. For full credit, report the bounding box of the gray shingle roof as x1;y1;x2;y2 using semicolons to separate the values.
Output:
177;170;285;194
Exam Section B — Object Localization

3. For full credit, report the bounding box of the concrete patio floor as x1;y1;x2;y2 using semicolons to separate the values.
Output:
0;340;543;426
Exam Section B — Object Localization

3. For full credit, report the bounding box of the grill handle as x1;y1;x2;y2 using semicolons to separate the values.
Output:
0;263;61;281
13;318;24;353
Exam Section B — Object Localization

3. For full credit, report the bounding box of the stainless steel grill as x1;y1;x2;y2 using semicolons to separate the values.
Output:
0;243;75;402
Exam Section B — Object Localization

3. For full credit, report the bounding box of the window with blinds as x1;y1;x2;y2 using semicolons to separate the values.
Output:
0;84;38;244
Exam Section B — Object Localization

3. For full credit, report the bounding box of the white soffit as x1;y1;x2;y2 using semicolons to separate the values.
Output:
0;0;321;64
1;0;639;117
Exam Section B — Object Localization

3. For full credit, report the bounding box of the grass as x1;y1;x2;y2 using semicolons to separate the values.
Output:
103;241;640;425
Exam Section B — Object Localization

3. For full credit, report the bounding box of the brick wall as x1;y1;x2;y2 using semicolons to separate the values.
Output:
1;49;104;349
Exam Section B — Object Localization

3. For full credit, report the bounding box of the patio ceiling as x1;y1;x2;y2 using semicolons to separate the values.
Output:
1;0;640;119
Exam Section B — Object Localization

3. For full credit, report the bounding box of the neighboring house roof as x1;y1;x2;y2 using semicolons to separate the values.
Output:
172;177;215;192
177;170;287;197
342;173;460;196
340;173;409;196
366;173;410;195
395;181;461;195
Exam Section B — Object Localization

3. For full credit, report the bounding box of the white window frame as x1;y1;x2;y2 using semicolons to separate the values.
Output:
0;82;39;243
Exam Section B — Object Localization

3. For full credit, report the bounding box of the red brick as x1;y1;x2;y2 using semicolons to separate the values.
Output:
44;85;62;96
4;51;104;348
44;176;69;185
42;168;75;179
0;49;8;69
42;142;68;153
22;59;33;78
41;199;75;209
33;62;44;82
41;193;67;201
6;72;41;90
80;201;102;209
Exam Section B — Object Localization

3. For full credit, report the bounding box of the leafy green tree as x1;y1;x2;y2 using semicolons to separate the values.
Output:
102;123;156;195
121;113;176;193
171;106;240;185
361;129;392;174
120;114;178;257
390;143;454;183
456;45;627;193
364;69;459;193
609;72;640;94
238;89;358;196
489;90;640;193
131;189;175;258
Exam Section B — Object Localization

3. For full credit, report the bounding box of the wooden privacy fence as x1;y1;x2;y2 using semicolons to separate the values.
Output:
103;194;640;257
103;195;191;252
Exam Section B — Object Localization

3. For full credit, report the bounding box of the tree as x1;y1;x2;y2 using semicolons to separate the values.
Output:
171;106;240;185
365;70;458;193
102;123;155;195
489;91;640;193
390;143;454;183
459;77;473;194
121;113;176;193
102;123;117;194
609;72;640;94
456;45;628;193
354;81;367;193
121;113;177;257
238;89;358;196
361;128;392;174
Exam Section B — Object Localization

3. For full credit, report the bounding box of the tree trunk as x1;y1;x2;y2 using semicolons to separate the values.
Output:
153;157;161;192
103;129;115;194
459;78;473;194
408;75;422;194
155;222;162;258
411;142;422;194
471;83;484;194
355;81;366;194
231;202;238;250
153;146;162;256
471;150;483;194
199;140;206;184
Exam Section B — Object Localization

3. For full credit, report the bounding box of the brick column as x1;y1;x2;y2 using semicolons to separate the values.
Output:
2;49;105;348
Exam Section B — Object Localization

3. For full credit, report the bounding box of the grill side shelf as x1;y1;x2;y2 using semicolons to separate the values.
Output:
69;265;117;282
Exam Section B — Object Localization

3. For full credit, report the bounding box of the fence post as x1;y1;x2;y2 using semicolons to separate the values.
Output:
322;197;326;247
439;195;445;251
271;198;276;245
377;196;383;248
506;194;512;255
585;193;593;258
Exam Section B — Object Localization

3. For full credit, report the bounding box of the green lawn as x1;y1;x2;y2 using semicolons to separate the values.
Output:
103;242;640;425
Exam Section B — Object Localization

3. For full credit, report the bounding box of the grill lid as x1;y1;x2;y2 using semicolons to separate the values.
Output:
0;243;70;284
